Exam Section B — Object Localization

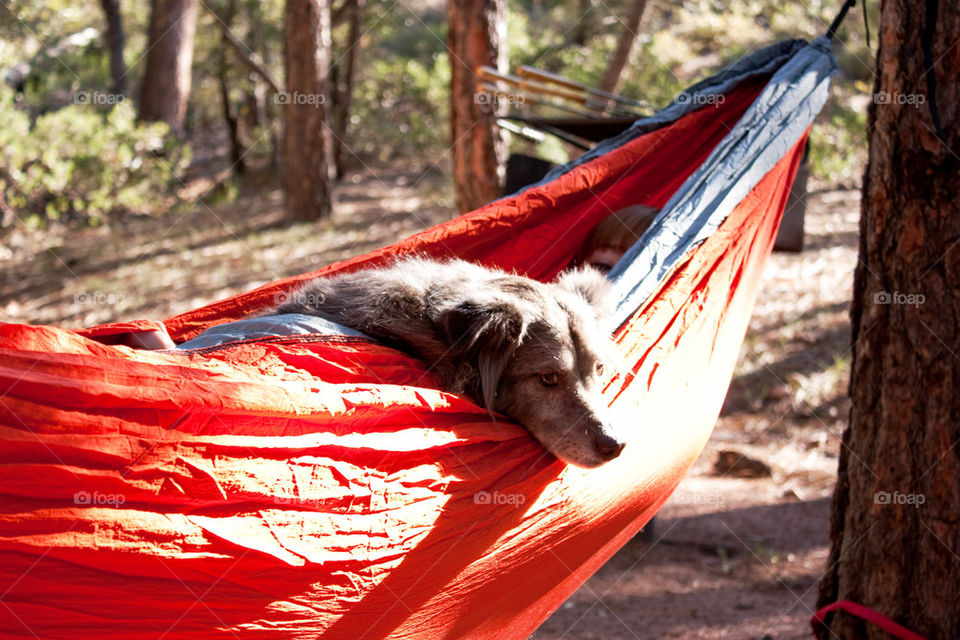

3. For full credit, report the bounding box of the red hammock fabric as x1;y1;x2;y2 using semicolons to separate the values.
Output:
0;75;805;638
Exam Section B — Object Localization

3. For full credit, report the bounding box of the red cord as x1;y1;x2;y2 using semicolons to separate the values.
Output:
811;601;928;640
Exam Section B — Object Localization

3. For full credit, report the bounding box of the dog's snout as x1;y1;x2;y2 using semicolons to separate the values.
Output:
594;431;625;461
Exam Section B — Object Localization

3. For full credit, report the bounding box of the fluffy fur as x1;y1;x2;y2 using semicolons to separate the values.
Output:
272;257;626;467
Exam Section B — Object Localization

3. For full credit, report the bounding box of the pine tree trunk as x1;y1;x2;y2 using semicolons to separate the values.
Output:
98;0;127;96
570;0;592;47
446;0;507;214
139;0;198;135
249;0;281;171
283;0;333;221
816;1;960;637
217;0;244;173
598;0;648;96
331;0;364;180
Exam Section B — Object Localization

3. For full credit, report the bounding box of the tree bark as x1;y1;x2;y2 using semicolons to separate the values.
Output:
240;0;279;167
598;0;648;96
139;0;198;135
816;1;960;638
216;0;244;173
98;0;127;96
446;0;507;214
570;0;592;47
331;0;364;180
283;0;333;221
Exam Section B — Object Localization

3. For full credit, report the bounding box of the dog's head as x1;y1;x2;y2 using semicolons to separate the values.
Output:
438;266;625;468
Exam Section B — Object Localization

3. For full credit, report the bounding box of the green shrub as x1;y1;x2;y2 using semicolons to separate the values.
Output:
808;96;869;186
0;88;189;226
349;53;451;166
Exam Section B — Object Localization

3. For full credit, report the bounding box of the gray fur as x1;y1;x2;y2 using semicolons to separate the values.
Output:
271;257;626;467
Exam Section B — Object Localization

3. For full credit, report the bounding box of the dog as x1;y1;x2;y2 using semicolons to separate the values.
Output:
272;257;626;468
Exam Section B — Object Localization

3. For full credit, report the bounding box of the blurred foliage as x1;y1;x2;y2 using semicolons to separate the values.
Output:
348;3;451;167
0;0;874;229
506;0;875;181
1;0;187;226
0;88;189;226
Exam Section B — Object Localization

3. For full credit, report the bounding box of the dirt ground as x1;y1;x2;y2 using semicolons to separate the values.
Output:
0;168;860;639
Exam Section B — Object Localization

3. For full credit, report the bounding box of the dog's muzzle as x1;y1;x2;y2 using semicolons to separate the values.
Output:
593;429;626;461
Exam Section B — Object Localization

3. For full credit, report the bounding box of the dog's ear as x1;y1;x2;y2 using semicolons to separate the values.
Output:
555;266;616;320
437;299;527;412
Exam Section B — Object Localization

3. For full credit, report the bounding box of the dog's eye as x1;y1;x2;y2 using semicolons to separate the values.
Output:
596;363;605;376
538;372;559;387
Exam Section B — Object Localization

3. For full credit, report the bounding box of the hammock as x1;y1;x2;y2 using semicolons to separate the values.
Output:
0;37;835;639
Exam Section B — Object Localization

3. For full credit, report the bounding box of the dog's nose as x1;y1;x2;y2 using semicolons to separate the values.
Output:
594;432;626;461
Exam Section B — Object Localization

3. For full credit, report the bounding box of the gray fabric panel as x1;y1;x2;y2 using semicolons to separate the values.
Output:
177;313;369;350
606;37;837;326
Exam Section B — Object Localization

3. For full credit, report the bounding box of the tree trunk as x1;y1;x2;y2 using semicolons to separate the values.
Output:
446;0;507;214
98;0;127;96
0;167;15;227
242;0;279;168
217;0;244;173
598;0;648;96
570;0;592;47
816;1;960;638
331;0;364;180
139;0;198;135
283;0;333;221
